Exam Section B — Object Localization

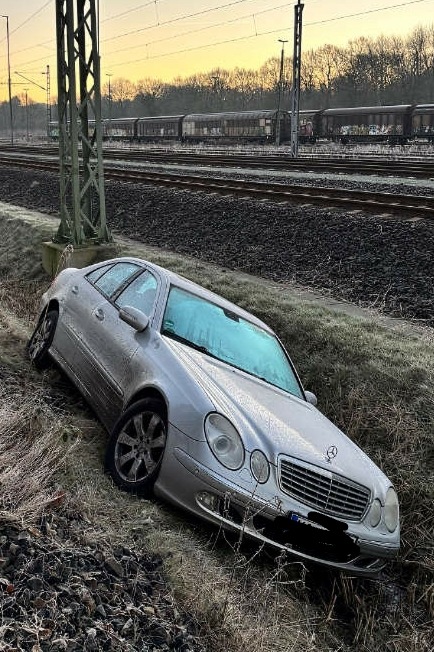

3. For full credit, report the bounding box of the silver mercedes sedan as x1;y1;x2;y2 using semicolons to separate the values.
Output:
28;257;400;575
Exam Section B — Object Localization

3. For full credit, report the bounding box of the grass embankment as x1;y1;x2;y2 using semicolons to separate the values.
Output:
0;208;433;651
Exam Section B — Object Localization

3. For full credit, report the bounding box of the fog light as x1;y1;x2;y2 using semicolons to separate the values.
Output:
250;450;270;484
368;498;382;527
197;491;220;512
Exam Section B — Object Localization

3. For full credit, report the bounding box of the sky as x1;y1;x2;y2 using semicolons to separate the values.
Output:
0;0;432;103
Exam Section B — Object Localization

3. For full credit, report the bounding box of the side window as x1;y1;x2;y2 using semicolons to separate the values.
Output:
86;263;113;283
115;270;158;316
92;262;141;298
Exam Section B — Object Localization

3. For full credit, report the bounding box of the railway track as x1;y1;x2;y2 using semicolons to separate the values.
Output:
0;153;433;219
0;143;434;180
107;150;434;179
2;143;434;178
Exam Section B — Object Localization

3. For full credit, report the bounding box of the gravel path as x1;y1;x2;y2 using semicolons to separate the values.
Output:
0;166;433;325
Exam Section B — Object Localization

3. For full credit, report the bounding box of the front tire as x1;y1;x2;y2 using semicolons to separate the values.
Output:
105;399;167;496
27;309;58;370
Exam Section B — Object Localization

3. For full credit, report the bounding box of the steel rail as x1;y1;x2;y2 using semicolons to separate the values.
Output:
0;154;433;218
104;151;434;179
2;144;434;178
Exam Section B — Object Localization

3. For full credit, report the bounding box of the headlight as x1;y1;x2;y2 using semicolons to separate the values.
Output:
384;487;399;532
204;413;244;470
368;498;382;527
250;450;270;483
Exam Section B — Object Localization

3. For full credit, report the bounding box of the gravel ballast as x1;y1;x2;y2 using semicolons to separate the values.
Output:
0;513;204;652
0;166;433;324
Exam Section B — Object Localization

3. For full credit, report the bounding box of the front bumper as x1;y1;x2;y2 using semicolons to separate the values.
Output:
154;445;399;576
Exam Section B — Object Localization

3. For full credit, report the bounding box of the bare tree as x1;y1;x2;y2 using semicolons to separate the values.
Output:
407;26;430;78
229;68;260;109
258;57;280;92
109;78;137;112
338;37;377;104
135;78;166;115
404;26;434;99
301;49;317;94
313;44;344;106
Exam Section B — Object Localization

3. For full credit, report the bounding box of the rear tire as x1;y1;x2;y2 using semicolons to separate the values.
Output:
27;309;58;370
105;399;167;496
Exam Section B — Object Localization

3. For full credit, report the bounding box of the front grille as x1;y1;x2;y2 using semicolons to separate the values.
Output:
279;457;370;521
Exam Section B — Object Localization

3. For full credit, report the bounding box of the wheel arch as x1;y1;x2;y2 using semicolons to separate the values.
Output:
28;301;60;370
125;387;168;423
44;299;60;315
34;299;60;327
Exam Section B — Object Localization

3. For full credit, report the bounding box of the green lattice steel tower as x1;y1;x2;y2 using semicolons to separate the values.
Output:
55;0;111;246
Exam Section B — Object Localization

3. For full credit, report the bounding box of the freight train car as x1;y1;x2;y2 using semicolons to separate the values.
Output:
48;121;60;140
411;104;434;142
48;104;434;146
136;115;184;141
297;109;323;143
47;120;99;141
182;110;290;143
320;105;413;144
103;117;138;141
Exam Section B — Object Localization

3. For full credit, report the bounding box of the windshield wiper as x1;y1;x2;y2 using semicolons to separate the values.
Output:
161;329;214;356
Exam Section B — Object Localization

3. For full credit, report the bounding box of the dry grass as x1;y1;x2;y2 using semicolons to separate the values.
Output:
0;389;72;526
0;213;433;651
0;279;46;324
152;533;318;652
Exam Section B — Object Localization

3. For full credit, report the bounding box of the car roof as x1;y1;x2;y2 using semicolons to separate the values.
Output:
98;257;274;333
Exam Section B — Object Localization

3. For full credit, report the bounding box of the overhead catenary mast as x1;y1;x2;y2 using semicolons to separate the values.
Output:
290;0;304;158
43;0;113;275
43;65;52;140
275;38;288;146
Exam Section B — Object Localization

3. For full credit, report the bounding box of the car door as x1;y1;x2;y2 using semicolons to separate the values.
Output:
52;262;121;376
60;261;143;425
77;265;160;429
110;268;160;396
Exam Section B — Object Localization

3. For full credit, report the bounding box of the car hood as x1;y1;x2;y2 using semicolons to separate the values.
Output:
165;339;386;488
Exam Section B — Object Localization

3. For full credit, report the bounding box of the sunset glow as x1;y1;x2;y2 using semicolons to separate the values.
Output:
0;0;432;103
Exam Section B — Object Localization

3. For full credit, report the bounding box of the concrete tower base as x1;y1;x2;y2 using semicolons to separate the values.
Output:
42;241;119;277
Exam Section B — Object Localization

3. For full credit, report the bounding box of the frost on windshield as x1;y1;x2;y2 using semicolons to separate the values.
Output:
162;286;303;397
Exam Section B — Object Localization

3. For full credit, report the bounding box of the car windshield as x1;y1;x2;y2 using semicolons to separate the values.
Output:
161;286;303;398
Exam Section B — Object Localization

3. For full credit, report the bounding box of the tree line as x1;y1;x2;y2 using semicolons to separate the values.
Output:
1;24;434;136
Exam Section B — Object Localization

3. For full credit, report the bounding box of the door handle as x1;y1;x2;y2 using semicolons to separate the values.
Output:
95;308;105;321
71;285;79;295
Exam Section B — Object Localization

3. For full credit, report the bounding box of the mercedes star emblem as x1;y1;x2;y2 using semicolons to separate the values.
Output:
326;445;338;463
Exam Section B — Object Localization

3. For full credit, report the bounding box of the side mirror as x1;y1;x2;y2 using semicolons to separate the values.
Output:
119;306;149;332
305;390;317;407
